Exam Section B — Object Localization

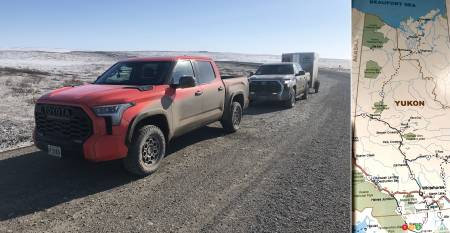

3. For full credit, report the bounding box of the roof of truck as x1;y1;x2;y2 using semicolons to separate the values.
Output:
123;56;213;62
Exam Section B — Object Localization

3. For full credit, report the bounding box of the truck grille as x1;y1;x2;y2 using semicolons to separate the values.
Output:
250;81;282;94
35;104;92;142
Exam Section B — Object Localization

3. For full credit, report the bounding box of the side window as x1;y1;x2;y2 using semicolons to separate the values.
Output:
171;60;194;84
195;61;216;84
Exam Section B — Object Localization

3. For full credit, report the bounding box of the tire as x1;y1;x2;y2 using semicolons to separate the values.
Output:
301;84;309;100
283;88;296;108
221;101;243;133
124;125;166;176
314;81;320;93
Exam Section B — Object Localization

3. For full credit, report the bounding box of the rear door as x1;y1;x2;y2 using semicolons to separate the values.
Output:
292;63;299;89
170;60;204;134
193;60;225;122
295;63;306;90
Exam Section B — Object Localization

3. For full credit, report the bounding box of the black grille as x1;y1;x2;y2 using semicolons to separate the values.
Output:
250;81;282;94
35;104;92;142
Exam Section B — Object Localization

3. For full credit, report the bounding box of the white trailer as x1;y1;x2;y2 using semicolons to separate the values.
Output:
281;52;320;93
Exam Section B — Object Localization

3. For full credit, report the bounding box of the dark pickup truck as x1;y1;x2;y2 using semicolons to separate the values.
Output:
249;62;310;108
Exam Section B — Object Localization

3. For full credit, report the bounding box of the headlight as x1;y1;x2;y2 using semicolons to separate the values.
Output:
92;103;134;125
283;80;291;84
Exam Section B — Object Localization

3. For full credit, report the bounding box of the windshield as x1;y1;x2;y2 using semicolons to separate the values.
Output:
95;61;174;85
255;64;294;75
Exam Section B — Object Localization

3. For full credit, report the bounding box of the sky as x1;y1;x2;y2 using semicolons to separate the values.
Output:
0;0;351;59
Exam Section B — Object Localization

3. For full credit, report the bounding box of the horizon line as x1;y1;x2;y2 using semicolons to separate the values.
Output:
0;47;350;60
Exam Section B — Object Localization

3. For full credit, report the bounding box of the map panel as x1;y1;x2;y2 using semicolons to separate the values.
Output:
353;0;450;232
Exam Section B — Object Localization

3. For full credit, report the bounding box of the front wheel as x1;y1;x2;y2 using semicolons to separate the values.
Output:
283;88;296;108
221;102;243;133
124;125;166;176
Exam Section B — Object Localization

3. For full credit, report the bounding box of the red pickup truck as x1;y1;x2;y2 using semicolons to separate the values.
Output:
34;56;249;176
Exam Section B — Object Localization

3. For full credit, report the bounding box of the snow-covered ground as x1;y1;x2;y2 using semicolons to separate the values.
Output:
0;50;349;151
0;50;350;71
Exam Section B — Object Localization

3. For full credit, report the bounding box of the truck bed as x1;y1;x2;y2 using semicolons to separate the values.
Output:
222;76;249;109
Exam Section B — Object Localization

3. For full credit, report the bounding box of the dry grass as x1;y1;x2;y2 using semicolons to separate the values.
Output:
4;78;13;86
62;78;84;87
9;79;37;97
0;67;50;76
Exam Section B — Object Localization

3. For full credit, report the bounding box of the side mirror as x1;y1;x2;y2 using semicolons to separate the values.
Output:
249;71;254;76
296;70;305;76
174;75;196;88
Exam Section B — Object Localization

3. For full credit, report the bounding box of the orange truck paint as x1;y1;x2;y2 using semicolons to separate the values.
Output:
34;56;249;162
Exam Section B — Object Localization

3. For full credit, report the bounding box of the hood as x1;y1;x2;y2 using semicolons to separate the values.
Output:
249;74;294;81
38;84;166;106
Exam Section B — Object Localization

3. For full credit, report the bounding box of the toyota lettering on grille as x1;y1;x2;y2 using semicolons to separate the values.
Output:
41;105;72;120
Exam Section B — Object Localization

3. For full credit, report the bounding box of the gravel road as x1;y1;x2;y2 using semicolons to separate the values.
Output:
0;69;351;233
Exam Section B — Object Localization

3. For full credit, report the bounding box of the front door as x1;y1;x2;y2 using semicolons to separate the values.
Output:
170;60;204;135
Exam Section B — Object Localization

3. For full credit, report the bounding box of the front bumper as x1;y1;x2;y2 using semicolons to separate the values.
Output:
250;93;289;102
35;133;84;159
34;101;129;162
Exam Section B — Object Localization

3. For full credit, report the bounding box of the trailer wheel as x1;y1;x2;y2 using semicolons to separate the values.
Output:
221;101;243;133
314;81;320;93
124;125;166;176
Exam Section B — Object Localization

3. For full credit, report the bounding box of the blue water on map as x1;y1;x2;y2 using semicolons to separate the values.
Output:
353;0;446;28
353;218;369;233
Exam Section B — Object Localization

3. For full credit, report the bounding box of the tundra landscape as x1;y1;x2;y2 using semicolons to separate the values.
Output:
0;50;349;152
0;50;351;232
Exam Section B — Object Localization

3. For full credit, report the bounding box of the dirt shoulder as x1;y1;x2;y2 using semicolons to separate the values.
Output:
0;70;350;232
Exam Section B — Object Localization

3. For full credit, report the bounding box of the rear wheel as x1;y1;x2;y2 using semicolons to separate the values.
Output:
283;88;296;108
124;125;166;176
221;102;243;133
301;84;309;100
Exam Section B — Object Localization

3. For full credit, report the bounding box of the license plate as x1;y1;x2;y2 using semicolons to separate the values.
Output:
47;145;62;158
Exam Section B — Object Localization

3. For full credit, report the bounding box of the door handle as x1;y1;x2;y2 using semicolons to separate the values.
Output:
195;90;203;96
218;86;224;91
